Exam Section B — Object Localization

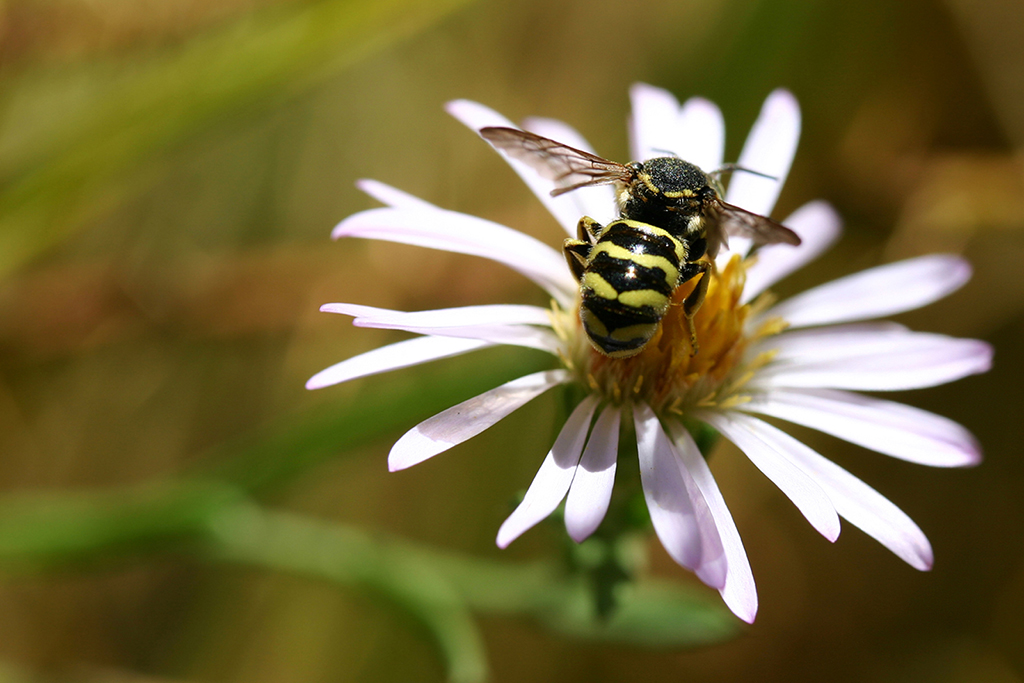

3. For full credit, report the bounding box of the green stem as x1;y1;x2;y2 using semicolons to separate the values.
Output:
205;503;491;683
200;503;739;648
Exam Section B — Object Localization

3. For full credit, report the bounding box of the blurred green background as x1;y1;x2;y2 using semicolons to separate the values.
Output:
0;0;1021;681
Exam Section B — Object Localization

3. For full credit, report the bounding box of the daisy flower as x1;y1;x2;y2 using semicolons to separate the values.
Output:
307;84;992;623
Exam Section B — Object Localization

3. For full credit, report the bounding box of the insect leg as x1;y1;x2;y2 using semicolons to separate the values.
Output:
681;260;711;356
577;216;604;244
563;239;591;282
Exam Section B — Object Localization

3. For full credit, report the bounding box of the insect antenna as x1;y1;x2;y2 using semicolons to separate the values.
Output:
710;164;778;181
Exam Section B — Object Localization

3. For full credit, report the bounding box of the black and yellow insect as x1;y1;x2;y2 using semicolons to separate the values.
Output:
479;126;801;358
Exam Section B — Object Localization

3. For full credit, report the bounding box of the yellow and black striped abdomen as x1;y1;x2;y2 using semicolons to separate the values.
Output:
579;220;686;358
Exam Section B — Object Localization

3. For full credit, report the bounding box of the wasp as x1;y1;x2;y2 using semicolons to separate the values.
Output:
479;126;801;358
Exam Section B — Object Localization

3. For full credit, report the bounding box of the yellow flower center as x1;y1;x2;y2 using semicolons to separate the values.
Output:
554;255;785;415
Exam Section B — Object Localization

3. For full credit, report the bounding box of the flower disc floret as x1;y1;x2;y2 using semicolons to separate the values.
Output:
566;255;777;416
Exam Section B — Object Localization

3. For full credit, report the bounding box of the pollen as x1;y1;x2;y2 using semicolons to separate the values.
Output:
564;254;781;415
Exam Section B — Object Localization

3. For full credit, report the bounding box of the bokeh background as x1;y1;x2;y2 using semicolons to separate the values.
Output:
0;0;1021;681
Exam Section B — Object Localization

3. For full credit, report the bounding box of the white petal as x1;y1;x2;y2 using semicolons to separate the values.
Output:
673;436;728;592
635;403;726;589
319;303;561;353
698;411;840;542
306;336;491;390
740;388;982;467
725;89;801;217
521;117;599;154
628;86;726;171
769;254;972;328
665;420;757;624
741;200;842;303
446;99;584;236
734;417;933;570
754;322;913;362
496;395;600;548
388;369;570;471
356;179;438;211
721;90;801;259
360;323;558;353
752;332;993;392
629;83;683;162
332;207;576;305
322;303;552;328
521;116;618;228
564;404;621;542
676;97;725;172
758;324;991;367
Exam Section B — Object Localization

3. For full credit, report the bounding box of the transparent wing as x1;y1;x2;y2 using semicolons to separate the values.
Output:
711;198;801;246
479;127;634;196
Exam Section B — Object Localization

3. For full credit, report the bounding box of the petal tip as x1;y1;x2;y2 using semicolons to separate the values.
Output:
330;219;350;240
766;88;799;114
443;98;471;115
945;256;974;290
731;601;758;625
971;340;995;371
495;524;517;549
445;99;497;130
387;450;413;472
354;178;380;199
305;366;342;390
629;81;663;97
388;429;445;472
768;87;797;104
812;199;842;225
926;253;973;291
947;253;973;275
319;303;363;318
565;523;594;544
818;513;842;544
906;537;934;571
957;446;984;468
